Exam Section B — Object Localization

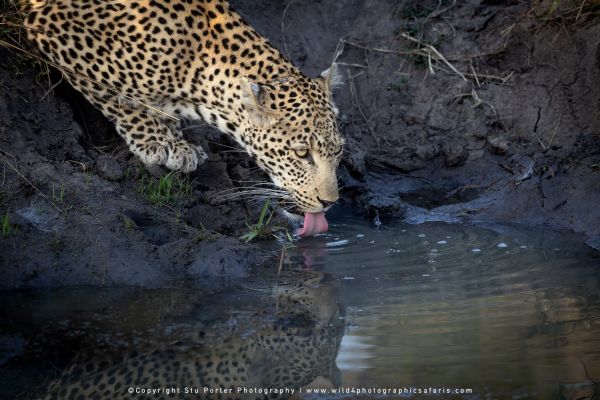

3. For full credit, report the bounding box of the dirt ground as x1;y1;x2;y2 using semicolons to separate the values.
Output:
1;0;599;288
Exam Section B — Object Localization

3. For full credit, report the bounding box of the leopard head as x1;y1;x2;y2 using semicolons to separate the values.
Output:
238;65;344;226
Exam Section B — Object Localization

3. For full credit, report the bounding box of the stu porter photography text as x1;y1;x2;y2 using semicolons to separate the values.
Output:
128;385;474;396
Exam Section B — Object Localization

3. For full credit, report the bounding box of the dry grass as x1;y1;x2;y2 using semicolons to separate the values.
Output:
0;2;25;42
339;30;513;137
531;0;600;29
0;2;53;86
0;149;65;214
340;30;514;89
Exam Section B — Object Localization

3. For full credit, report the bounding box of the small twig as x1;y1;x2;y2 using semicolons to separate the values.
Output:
0;161;5;188
470;88;485;108
341;39;422;56
0;150;64;213
332;38;345;65
277;246;285;275
448;24;514;62
546;112;563;150
179;123;209;131
537;112;563;151
444;184;482;199
335;62;368;69
401;32;467;82
575;0;587;22
281;0;298;57
428;0;457;19
346;70;376;138
434;63;513;84
470;61;481;88
0;83;29;103
427;49;434;74
40;72;63;101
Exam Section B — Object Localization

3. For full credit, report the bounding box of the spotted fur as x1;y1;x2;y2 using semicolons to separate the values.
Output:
21;0;344;212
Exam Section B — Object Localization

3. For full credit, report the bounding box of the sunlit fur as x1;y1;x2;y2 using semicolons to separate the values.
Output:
21;0;343;213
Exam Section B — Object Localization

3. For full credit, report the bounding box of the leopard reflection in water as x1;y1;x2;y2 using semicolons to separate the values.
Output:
31;271;343;400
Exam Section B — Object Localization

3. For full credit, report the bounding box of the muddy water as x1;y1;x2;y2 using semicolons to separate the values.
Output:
1;214;600;400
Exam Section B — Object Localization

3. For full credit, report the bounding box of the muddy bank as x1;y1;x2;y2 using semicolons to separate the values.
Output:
0;52;271;289
1;0;599;289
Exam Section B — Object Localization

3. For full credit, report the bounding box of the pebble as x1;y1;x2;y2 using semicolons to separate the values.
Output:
373;212;382;228
326;240;350;247
96;155;124;181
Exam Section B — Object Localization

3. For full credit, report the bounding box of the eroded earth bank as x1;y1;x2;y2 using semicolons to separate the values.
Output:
1;0;599;289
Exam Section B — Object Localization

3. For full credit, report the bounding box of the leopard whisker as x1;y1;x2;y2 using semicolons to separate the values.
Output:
216;190;291;201
218;187;289;195
216;182;280;194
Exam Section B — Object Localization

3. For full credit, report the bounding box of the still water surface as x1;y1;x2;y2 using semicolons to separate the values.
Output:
1;214;599;399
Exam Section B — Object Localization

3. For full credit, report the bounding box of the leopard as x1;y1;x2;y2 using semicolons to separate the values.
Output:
32;271;344;400
19;0;344;230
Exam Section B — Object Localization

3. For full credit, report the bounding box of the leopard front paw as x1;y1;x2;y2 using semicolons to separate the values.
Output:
165;141;207;173
136;142;168;166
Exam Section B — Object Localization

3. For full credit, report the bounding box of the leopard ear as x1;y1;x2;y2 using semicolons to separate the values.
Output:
319;63;343;95
240;77;277;127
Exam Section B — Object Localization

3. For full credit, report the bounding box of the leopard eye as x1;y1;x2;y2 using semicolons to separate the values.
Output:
334;146;344;156
294;148;309;158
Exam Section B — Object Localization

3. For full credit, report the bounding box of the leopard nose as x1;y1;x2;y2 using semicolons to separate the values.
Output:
318;197;336;210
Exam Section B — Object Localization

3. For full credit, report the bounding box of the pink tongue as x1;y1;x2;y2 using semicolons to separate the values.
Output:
297;212;329;237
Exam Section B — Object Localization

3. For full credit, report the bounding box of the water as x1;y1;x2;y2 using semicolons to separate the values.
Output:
1;214;600;399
